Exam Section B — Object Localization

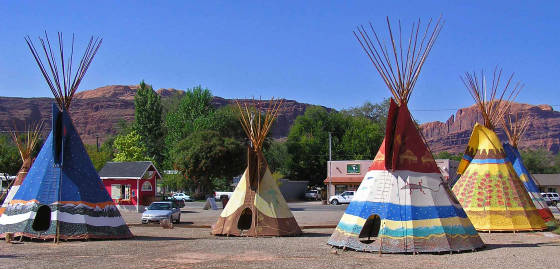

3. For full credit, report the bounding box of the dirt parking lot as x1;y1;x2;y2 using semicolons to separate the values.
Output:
1;202;559;269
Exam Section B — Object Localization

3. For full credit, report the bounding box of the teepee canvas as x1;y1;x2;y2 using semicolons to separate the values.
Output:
328;18;484;253
501;113;554;222
0;33;132;240
212;99;301;237
0;122;43;216
452;69;546;231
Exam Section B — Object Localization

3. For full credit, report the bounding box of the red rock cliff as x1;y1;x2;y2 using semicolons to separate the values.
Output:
420;103;560;154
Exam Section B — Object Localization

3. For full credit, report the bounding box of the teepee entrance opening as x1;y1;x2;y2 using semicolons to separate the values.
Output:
32;205;51;232
237;208;253;230
359;214;381;244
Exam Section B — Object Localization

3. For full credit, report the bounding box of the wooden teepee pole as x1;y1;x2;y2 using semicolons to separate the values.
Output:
502;112;531;148
461;67;523;130
353;16;443;106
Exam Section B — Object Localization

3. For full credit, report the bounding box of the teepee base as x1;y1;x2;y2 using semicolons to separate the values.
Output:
328;229;484;253
212;211;301;237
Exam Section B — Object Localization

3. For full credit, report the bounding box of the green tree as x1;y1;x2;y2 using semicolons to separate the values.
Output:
520;148;560;174
165;86;214;149
170;130;244;199
286;106;333;186
85;144;113;171
434;151;462;161
341;116;383;160
0;135;21;175
197;105;245;140
113;130;154;162
286;106;383;186
161;173;190;194
264;140;289;176
342;98;390;131
134;81;165;167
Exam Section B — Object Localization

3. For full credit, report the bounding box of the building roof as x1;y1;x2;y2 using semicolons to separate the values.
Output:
99;161;161;179
533;174;560;186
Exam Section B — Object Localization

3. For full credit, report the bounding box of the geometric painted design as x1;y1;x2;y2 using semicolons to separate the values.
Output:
453;123;547;231
328;100;484;253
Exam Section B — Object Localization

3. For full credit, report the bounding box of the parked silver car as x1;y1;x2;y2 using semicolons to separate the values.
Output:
142;201;181;224
304;190;320;200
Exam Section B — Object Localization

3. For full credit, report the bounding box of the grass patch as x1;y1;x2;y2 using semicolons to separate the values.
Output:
548;219;560;234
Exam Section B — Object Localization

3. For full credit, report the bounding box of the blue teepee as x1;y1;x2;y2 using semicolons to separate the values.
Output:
0;33;132;240
503;143;554;222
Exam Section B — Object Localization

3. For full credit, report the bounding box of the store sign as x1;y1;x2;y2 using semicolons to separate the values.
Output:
347;164;360;174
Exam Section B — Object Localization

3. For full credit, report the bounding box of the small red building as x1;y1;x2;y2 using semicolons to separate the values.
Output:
99;161;162;212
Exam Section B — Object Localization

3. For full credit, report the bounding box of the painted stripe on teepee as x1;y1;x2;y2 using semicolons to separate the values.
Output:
0;211;126;227
345;201;468;220
470;158;507;164
338;213;476;230
336;222;478;238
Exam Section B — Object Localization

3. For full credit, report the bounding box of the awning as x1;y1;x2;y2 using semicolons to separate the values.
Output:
323;177;363;184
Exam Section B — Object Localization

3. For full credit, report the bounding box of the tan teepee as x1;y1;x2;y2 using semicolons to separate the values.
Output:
212;99;301;237
0;122;43;216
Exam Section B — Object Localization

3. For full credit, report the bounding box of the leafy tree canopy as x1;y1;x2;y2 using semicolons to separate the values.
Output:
134;81;165;167
286;106;384;185
85;143;113;172
165;86;214;148
0;135;21;175
433;151;462;161
342;98;390;131
520;148;560;174
170;130;244;199
264;140;289;176
113;130;154;163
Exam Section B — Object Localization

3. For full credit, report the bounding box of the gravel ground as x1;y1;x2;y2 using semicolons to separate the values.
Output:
1;202;559;269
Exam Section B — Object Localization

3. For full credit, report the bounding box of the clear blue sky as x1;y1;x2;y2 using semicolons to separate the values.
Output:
0;1;559;123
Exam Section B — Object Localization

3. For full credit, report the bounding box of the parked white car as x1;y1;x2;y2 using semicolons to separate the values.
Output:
214;191;233;200
329;191;355;205
171;193;193;202
541;192;560;206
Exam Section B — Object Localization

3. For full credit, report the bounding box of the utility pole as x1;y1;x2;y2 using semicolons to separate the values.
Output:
96;135;100;152
328;132;332;199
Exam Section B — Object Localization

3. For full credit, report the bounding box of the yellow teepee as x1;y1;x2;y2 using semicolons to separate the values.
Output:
452;69;546;231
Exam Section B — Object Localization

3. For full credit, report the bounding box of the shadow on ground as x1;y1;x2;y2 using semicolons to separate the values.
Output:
180;210;197;214
0;255;20;258
485;241;560;250
132;235;193;241
301;232;332;238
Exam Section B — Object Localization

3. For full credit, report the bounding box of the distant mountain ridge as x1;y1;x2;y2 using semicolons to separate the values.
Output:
1;85;559;154
0;85;330;144
420;102;560;154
